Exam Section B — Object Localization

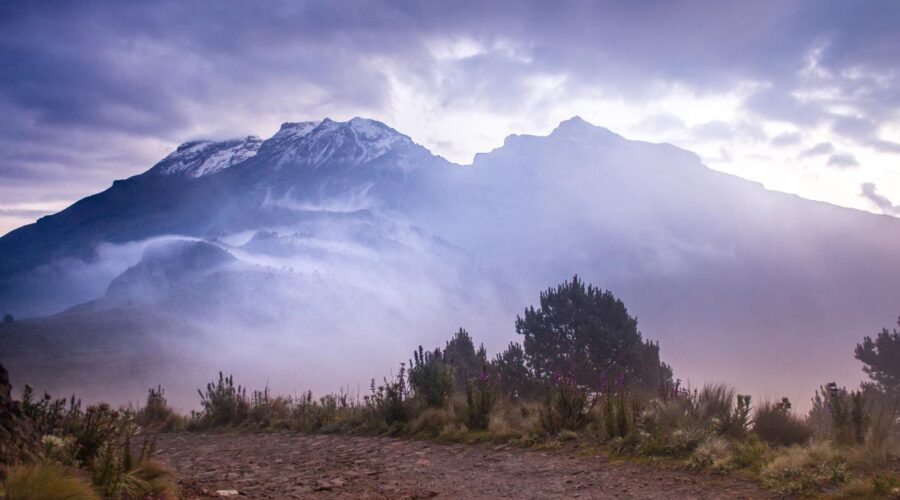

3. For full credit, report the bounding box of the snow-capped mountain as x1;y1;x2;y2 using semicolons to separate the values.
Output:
2;116;900;407
258;118;415;169
152;136;263;177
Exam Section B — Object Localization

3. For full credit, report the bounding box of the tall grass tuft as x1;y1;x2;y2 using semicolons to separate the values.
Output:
753;398;812;447
0;463;99;500
135;386;183;431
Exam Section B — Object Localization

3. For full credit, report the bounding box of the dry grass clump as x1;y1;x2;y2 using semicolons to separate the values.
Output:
763;441;848;496
128;459;179;499
0;463;99;500
407;407;458;437
753;399;812;447
689;436;732;472
487;401;542;441
134;386;185;432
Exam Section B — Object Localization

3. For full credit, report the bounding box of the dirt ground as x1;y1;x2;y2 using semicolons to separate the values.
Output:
153;432;776;499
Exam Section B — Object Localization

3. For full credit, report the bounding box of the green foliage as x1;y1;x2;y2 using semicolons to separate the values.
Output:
636;396;706;456
816;383;869;445
763;441;849;496
73;404;130;466
409;346;455;407
90;435;175;499
0;463;99;500
464;365;496;430
21;385;82;438
689;436;732;471
515;275;672;392
753;398;813;447
195;372;249;428
601;393;633;440
443;328;482;390
490;342;536;398
135;386;182;431
365;364;409;428
540;376;595;434
696;385;751;438
15;382;178;499
855;317;900;394
729;434;768;472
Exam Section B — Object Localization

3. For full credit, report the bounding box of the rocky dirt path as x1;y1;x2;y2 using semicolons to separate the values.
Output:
153;432;775;499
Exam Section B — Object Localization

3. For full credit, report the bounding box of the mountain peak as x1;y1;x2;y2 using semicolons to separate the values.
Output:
551;116;619;138
262;117;413;168
153;136;263;178
272;120;321;141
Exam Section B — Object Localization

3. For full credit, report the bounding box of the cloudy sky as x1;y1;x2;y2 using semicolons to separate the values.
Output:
2;1;899;234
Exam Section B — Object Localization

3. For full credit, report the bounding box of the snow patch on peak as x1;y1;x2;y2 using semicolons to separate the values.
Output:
264;117;414;168
272;121;321;142
156;136;262;177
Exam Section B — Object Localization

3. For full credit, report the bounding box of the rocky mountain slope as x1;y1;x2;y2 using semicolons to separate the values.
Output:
1;116;898;407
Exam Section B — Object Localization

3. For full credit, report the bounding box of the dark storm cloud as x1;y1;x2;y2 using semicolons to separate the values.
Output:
2;0;900;231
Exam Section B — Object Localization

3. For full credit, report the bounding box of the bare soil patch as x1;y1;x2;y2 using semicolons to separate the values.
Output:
153;432;775;499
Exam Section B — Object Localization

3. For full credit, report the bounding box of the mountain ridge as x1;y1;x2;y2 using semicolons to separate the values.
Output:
2;114;900;412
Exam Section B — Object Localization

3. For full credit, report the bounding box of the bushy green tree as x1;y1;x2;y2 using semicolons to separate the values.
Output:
515;275;672;391
408;346;455;407
443;328;484;390
491;342;535;398
855;317;900;394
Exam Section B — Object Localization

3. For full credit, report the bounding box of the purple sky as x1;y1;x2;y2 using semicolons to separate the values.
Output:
2;0;900;234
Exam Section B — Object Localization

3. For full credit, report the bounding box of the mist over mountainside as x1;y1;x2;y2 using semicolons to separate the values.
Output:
1;116;898;409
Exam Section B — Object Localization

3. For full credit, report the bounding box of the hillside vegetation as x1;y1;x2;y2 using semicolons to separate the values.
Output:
3;276;899;498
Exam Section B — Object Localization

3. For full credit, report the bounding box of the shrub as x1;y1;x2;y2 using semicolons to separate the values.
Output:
839;474;900;499
864;385;900;462
72;404;129;466
0;463;99;500
13;381;180;498
135;386;183;431
689;436;732;471
41;435;77;466
409;346;455;408
697;384;751;438
21;385;82;437
443;328;482;390
465;365;496;430
602;393;633;440
487;401;542;441
729;434;768;472
636;396;706;456
365;364;409;428
763;441;848;496
91;435;176;499
129;459;179;499
491;342;536;399
540;376;595;434
855;317;900;394
813;382;870;445
753;398;813;447
195;372;249;428
408;407;457;437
